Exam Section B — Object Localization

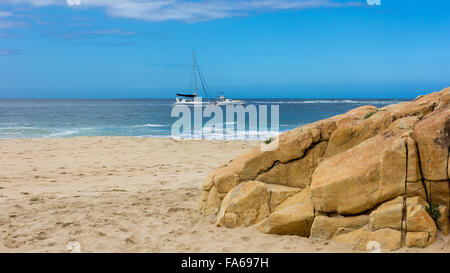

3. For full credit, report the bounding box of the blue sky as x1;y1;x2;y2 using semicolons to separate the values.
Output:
0;0;449;98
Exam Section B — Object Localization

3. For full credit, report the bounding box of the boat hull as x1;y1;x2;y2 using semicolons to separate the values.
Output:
215;101;245;106
172;101;213;107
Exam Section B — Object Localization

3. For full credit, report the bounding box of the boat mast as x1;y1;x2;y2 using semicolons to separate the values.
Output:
192;50;198;96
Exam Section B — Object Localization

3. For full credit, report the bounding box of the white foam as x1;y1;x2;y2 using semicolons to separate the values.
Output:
131;123;170;128
48;129;80;137
167;129;282;141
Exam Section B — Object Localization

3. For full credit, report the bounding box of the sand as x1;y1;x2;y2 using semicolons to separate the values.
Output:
0;136;449;253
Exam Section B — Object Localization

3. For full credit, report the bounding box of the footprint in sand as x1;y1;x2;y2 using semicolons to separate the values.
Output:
125;235;138;245
34;231;48;240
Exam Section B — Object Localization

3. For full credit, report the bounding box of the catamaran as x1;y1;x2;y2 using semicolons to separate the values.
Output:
173;52;245;106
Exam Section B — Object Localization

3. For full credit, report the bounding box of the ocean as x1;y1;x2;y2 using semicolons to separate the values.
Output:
0;98;410;140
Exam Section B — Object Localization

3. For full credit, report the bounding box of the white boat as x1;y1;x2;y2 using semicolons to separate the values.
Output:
173;51;244;107
214;95;245;106
174;96;210;106
173;51;212;107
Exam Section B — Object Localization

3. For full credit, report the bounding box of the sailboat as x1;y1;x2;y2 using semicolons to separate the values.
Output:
174;51;211;106
174;52;245;107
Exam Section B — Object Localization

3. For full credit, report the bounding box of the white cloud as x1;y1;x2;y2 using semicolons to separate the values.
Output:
0;48;19;55
44;28;136;39
0;0;362;22
0;19;27;28
2;0;61;7
0;10;13;17
0;10;15;29
0;20;17;28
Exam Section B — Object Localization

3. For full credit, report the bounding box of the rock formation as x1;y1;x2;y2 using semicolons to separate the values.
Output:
199;87;450;251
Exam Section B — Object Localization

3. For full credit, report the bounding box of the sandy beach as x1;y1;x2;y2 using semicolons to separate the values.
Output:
0;136;448;253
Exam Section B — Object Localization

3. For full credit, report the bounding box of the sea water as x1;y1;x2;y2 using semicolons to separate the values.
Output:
0;98;410;140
